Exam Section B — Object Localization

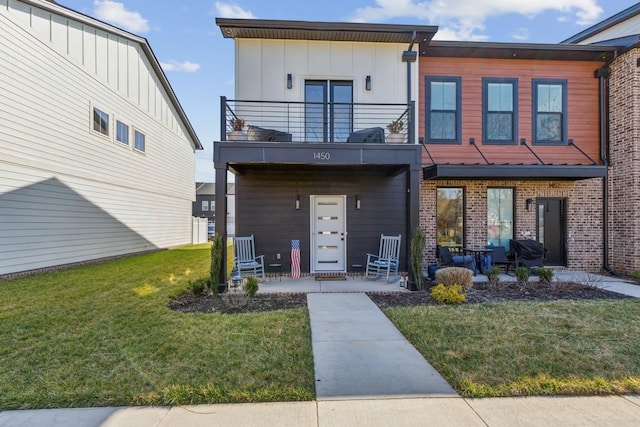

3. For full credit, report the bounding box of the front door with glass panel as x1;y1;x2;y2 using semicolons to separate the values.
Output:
310;195;346;272
305;81;353;142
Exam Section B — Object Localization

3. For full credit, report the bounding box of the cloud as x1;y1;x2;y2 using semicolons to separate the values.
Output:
351;0;603;40
93;0;149;33
511;27;530;41
160;61;201;72
215;2;256;19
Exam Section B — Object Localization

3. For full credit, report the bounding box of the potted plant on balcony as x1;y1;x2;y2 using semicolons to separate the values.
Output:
227;117;247;141
387;119;405;144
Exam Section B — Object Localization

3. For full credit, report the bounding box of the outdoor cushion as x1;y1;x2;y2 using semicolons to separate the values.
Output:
247;125;292;142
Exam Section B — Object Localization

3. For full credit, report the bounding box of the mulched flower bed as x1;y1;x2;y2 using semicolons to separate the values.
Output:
168;281;633;315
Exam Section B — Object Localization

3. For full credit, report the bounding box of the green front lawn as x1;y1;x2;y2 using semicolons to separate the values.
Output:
0;245;314;409
385;300;640;397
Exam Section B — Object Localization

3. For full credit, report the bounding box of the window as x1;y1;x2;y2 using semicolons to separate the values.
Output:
93;107;109;136
487;188;514;250
202;201;209;211
305;80;353;142
436;188;464;247
533;79;567;144
483;78;517;144
116;120;129;145
134;130;145;152
426;76;461;143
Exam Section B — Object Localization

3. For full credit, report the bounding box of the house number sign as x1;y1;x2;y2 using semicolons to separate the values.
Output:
313;152;331;160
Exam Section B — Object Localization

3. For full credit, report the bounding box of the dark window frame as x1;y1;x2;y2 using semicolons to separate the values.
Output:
425;76;462;144
532;79;568;145
436;186;466;247
482;78;518;145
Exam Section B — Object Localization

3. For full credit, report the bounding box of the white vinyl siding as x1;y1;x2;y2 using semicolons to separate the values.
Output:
0;1;197;275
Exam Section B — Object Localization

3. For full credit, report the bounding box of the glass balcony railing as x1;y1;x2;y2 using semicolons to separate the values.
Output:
220;97;415;144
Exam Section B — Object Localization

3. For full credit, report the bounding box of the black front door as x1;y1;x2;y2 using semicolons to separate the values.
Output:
536;198;566;266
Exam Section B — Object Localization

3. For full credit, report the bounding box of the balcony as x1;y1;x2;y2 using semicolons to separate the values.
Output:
220;97;415;144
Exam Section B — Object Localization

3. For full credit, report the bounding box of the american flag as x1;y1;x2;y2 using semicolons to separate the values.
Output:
291;239;301;279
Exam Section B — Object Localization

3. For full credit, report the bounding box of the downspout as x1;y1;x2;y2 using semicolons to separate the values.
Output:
596;64;618;275
402;31;418;282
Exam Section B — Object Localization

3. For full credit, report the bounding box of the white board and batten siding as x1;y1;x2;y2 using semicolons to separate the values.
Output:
234;39;419;142
0;0;200;276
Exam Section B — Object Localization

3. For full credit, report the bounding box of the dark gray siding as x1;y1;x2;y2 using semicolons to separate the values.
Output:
236;169;408;274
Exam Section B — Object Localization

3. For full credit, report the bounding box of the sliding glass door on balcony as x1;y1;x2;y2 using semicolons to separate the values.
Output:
305;80;353;142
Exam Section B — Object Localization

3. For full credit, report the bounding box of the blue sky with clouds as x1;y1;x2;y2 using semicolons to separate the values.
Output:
57;0;639;181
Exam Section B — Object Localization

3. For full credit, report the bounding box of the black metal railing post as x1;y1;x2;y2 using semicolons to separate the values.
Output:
220;96;227;141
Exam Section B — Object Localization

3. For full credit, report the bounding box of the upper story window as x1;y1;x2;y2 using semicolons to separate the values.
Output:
202;201;209;211
93;107;109;136
134;129;146;153
533;79;567;145
483;78;518;144
305;80;353;142
426;76;461;144
116;120;129;145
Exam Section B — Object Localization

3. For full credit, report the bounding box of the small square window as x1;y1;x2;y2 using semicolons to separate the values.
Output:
116;120;129;145
93;107;109;136
134;130;145;152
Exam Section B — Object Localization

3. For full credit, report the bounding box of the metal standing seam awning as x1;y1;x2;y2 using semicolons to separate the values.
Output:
423;163;607;180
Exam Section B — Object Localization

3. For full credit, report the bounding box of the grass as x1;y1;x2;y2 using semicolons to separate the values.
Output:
0;244;314;410
384;300;640;397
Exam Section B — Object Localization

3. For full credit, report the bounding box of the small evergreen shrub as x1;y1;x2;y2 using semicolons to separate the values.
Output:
632;270;640;280
210;233;224;296
434;267;473;291
485;266;500;289
188;277;209;295
536;267;554;284
515;266;530;285
430;283;466;305
243;276;259;297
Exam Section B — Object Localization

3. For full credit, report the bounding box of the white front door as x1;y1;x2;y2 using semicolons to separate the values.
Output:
310;195;346;273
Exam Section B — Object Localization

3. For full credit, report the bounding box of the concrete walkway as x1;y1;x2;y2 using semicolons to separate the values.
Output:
307;293;456;399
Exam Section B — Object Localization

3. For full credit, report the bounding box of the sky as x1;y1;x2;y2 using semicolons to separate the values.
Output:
57;0;640;182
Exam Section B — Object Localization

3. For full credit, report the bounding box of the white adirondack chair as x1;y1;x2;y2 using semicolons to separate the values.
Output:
365;234;402;282
233;235;265;281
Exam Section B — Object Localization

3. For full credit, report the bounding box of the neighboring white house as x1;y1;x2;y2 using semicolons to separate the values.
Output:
0;0;202;276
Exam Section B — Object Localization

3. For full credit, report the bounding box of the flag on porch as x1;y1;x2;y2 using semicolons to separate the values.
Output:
291;239;301;279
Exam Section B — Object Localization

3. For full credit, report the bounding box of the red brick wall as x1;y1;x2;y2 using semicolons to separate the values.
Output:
608;49;640;275
419;178;604;272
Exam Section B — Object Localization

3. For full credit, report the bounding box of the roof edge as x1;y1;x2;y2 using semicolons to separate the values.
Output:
562;3;640;44
23;0;202;150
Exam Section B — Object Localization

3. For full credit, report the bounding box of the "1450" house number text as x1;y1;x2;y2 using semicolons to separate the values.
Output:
313;152;331;160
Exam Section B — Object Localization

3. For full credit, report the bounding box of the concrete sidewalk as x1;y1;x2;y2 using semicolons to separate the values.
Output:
2;396;640;426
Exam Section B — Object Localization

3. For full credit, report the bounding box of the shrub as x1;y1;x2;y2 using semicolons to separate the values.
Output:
243;276;259;297
632;270;640;280
515;266;530;285
430;283;466;305
410;226;427;291
536;267;554;284
435;267;473;291
210;233;224;296
188;277;209;295
485;266;500;289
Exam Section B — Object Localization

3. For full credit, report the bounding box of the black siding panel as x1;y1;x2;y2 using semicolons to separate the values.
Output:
236;169;407;274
